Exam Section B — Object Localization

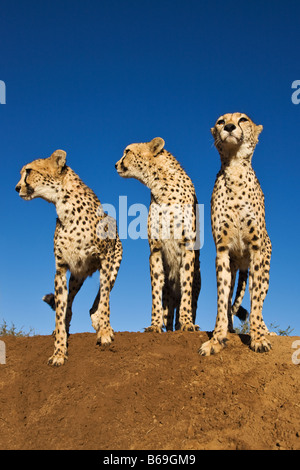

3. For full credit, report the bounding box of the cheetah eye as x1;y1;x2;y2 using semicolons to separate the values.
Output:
25;168;32;175
238;117;249;124
217;119;225;126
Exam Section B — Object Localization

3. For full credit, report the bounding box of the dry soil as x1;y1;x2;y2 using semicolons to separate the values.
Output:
0;331;299;450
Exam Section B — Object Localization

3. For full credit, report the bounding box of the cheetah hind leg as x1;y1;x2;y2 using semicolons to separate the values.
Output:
89;235;122;322
109;234;123;291
90;293;115;345
89;292;115;343
91;262;115;346
91;306;115;346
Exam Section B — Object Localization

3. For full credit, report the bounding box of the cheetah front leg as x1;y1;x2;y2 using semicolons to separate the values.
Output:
192;251;201;325
179;249;199;331
90;262;114;346
199;248;231;356
249;248;272;352
145;249;165;333
48;266;69;366
259;235;275;336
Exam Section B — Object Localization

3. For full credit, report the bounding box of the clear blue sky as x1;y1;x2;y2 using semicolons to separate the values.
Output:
1;0;299;337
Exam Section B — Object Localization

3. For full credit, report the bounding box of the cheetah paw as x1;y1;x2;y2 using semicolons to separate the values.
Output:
250;336;272;353
198;337;228;356
96;328;114;346
144;325;163;333
180;323;200;332
47;354;68;367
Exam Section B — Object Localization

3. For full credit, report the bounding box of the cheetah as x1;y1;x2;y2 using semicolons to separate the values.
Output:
199;113;272;356
15;150;122;366
115;138;200;332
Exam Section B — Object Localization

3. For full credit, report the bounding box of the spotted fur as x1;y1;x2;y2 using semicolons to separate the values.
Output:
16;150;122;366
115;138;200;332
199;113;272;356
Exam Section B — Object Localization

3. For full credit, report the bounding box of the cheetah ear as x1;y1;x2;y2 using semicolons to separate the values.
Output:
149;137;165;156
50;150;67;172
255;125;263;137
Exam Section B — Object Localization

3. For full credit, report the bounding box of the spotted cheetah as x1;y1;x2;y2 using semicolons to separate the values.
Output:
199;113;272;356
15;150;122;366
115;138;200;332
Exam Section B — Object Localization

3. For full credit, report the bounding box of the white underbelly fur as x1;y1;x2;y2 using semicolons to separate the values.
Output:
161;239;182;284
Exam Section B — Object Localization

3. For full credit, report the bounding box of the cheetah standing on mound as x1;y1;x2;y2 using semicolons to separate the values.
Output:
16;150;122;366
199;113;272;356
115;138;201;332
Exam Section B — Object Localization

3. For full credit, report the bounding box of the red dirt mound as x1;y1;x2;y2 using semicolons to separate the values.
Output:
0;331;299;450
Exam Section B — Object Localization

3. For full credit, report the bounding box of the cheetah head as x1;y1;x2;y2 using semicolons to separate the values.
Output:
15;150;67;202
115;137;165;184
211;113;263;157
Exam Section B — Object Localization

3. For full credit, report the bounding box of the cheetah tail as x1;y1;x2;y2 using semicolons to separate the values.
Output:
42;293;56;311
235;305;249;322
231;269;249;320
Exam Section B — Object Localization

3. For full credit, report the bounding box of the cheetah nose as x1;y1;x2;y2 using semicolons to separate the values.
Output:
15;184;21;193
115;163;118;169
224;123;236;133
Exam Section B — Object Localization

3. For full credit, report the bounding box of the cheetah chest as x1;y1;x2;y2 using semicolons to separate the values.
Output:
213;194;257;268
55;230;101;278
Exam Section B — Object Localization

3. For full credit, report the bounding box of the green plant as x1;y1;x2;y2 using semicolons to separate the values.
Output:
268;323;294;336
0;319;35;337
235;319;294;336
